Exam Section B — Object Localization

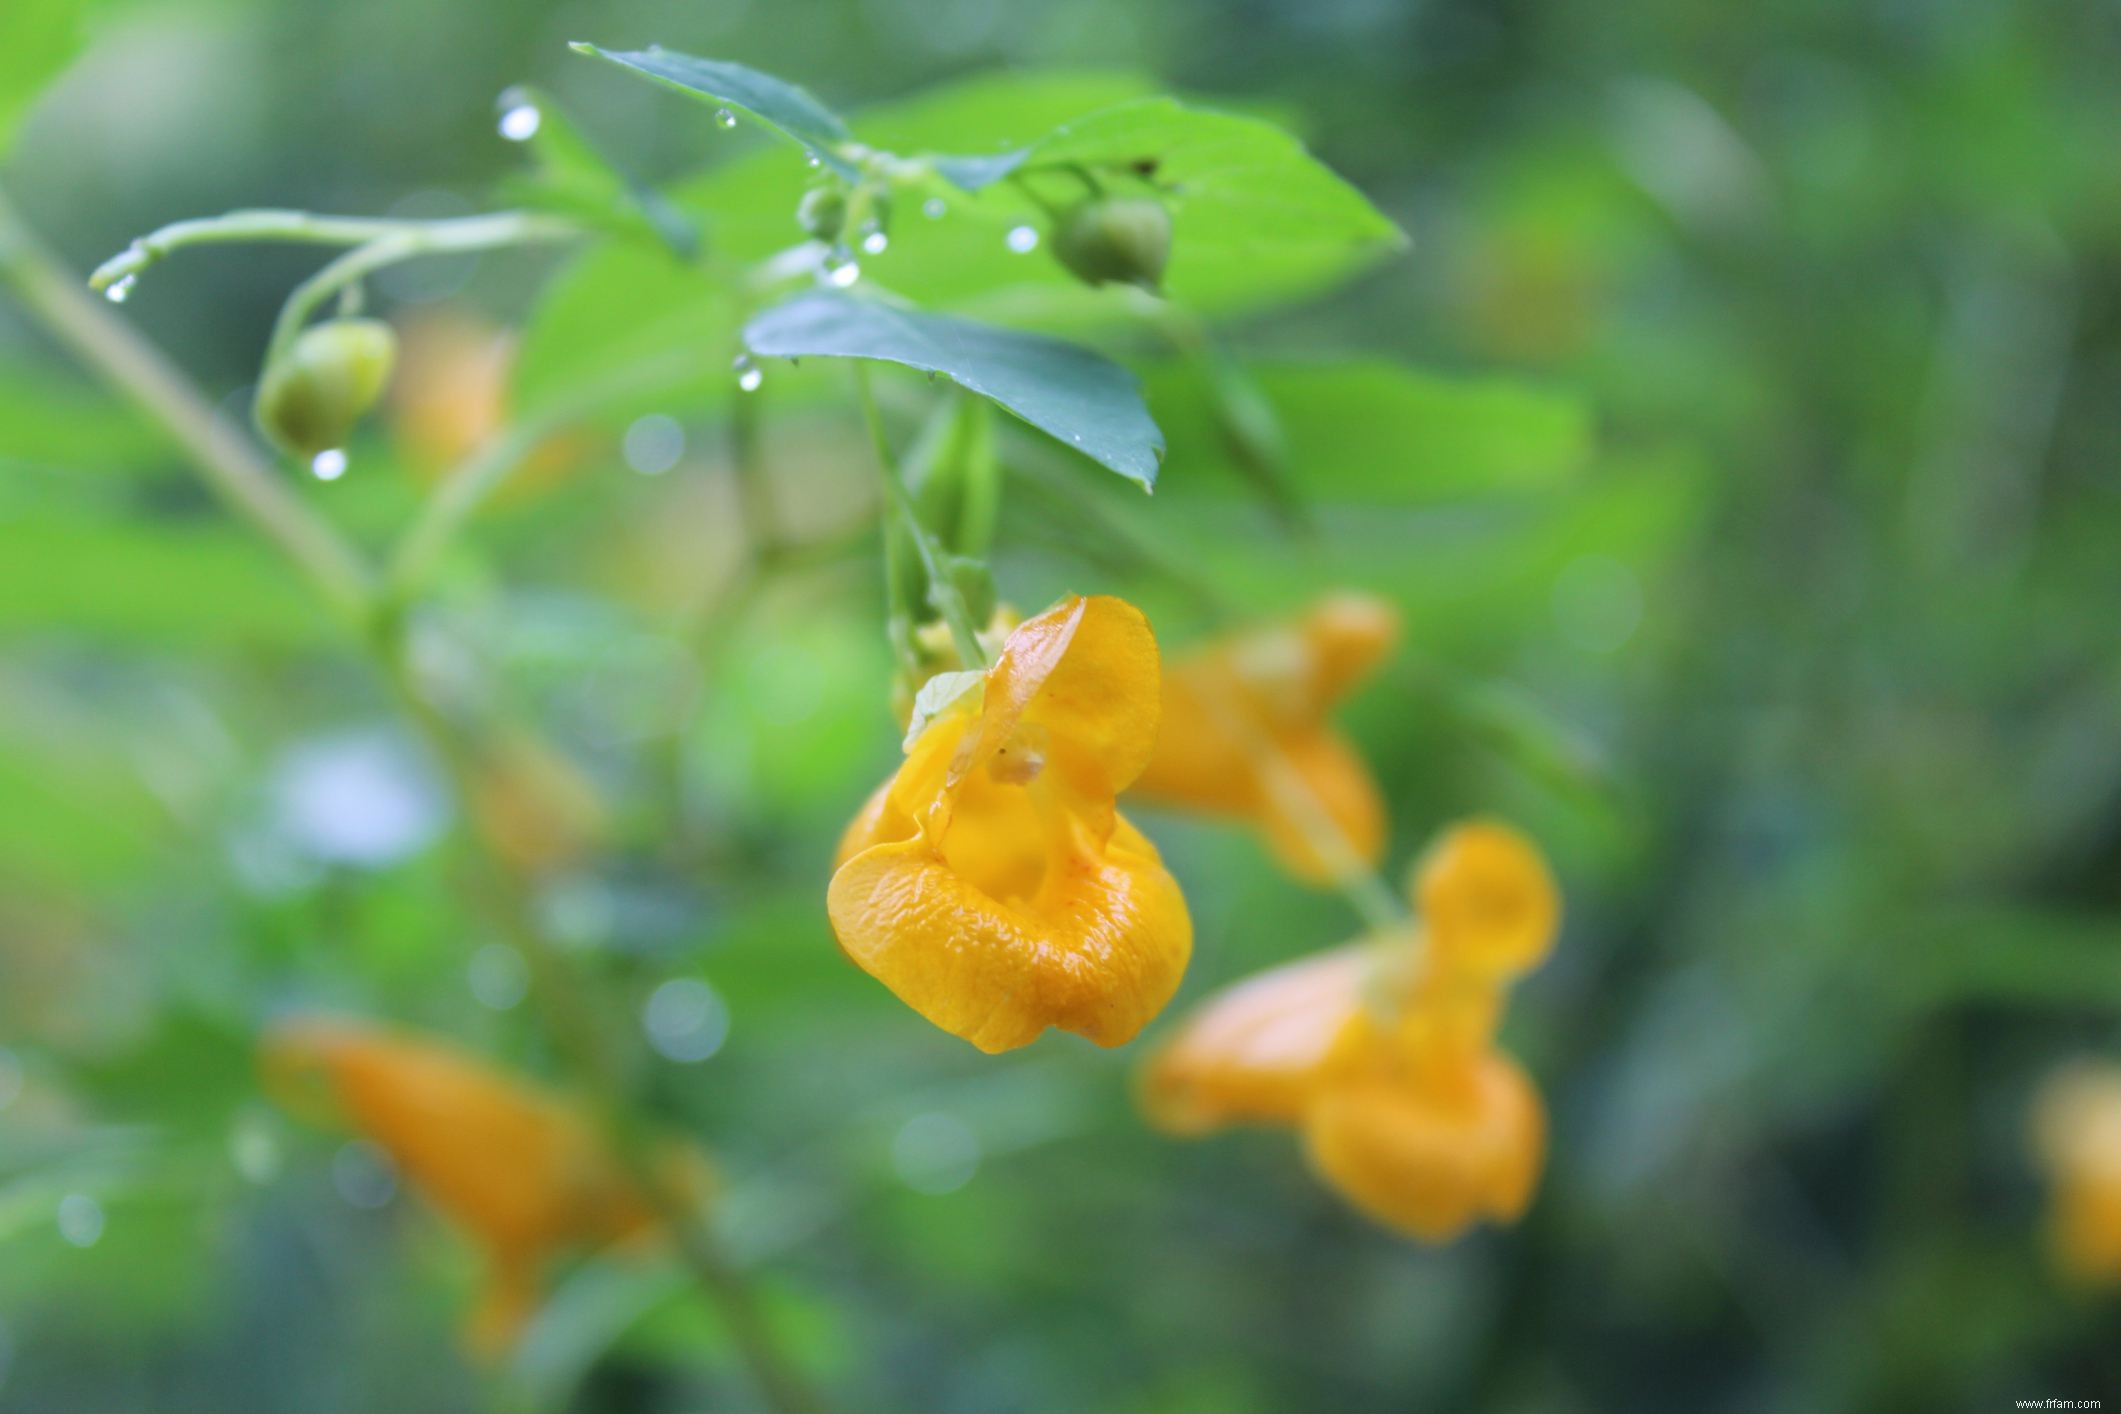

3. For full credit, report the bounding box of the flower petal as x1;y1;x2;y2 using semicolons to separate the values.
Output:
828;809;1190;1052
1140;943;1373;1133
1413;820;1560;978
1303;1046;1544;1241
960;594;1162;796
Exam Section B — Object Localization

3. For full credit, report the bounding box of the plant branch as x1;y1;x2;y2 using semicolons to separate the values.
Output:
5;184;819;1414
89;207;577;294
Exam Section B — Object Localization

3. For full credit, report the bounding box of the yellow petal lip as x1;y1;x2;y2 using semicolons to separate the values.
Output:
830;809;1190;1052
1139;943;1374;1133
830;594;1192;1052
1413;818;1560;978
1304;1043;1544;1242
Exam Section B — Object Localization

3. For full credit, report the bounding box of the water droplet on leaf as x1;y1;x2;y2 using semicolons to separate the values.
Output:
1005;225;1040;254
822;249;861;288
104;274;136;303
497;103;541;142
922;197;946;220
733;353;763;392
714;107;737;130
310;449;349;481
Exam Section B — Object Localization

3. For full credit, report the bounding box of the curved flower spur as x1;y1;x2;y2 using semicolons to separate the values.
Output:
830;595;1193;1053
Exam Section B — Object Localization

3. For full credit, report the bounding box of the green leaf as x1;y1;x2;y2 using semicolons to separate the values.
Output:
0;0;84;156
493;86;699;258
0;362;168;473
511;240;734;422
743;292;1164;489
1146;360;1592;502
569;43;860;181
0;505;327;646
902;669;984;750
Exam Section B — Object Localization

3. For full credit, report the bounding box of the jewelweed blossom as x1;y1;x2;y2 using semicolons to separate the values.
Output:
831;595;1193;1053
1130;593;1399;884
1141;819;1558;1241
261;1017;709;1355
2031;1061;2121;1283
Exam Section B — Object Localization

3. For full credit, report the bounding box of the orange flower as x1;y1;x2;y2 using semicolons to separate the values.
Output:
830;595;1192;1053
261;1017;708;1355
1129;593;1398;884
2032;1062;2121;1283
1141;819;1556;1242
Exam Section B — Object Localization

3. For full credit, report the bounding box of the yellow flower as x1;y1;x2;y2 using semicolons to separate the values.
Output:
261;1017;708;1356
1129;592;1398;884
2032;1062;2121;1283
830;594;1193;1053
1140;819;1556;1242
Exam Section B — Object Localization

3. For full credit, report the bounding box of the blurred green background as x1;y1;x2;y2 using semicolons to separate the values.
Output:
4;0;2121;1409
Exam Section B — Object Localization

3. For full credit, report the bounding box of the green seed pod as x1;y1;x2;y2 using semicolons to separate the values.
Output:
255;318;397;459
796;187;847;242
1053;195;1172;292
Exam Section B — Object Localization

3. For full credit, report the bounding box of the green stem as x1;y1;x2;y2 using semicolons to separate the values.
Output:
89;207;576;293
853;365;988;670
0;186;374;627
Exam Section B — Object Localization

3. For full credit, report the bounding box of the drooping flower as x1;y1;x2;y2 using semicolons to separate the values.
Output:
830;594;1193;1053
2031;1061;2121;1283
1129;593;1399;884
1140;818;1557;1242
261;1017;708;1355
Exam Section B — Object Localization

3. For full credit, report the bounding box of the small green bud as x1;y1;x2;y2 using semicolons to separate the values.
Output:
796;187;847;242
255;318;397;459
1053;195;1172;291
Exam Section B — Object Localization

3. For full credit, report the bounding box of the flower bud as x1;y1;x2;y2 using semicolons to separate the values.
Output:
1053;196;1171;292
796;187;847;242
255;318;397;459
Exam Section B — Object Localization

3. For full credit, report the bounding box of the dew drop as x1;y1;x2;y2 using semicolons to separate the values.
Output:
922;197;947;220
622;413;685;475
497;103;541;142
714;107;737;130
821;249;861;288
733;353;763;392
804;154;822;171
310;448;348;481
1005;225;1040;254
56;1194;104;1249
642;977;730;1064
104;274;137;303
